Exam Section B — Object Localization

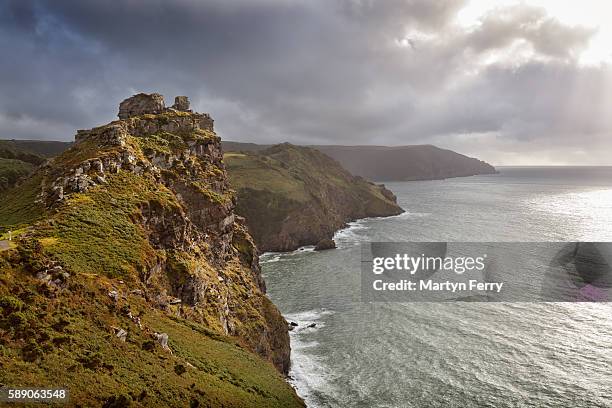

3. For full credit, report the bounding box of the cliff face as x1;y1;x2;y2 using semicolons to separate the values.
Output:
0;94;303;407
225;143;404;252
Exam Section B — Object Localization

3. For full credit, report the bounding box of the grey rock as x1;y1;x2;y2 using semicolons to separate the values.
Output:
118;93;165;119
154;332;170;351
315;238;336;251
116;328;128;342
172;96;190;111
92;160;103;173
36;271;51;282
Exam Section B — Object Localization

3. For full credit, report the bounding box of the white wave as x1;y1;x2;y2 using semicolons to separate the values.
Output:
285;309;333;328
333;220;369;246
295;245;316;253
260;254;282;264
260;246;316;267
333;211;429;247
284;309;335;407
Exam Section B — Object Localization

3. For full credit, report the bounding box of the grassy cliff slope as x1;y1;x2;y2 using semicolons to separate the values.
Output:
0;158;34;192
0;95;303;407
225;143;403;252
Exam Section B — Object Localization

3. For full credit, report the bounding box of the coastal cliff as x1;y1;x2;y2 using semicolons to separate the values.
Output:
0;94;303;407
223;142;497;181
225;143;404;252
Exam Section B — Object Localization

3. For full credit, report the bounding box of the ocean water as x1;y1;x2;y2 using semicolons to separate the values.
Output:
261;167;612;408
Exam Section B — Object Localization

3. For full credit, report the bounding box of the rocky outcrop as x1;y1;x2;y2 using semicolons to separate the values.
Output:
315;238;336;251
172;95;191;111
225;143;404;252
118;92;166;119
115;93;213;129
16;93;291;374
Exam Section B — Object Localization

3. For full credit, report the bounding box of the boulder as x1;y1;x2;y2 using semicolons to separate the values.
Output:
172;96;190;111
315;238;336;251
154;332;171;352
118;93;165;119
108;290;119;302
115;328;127;342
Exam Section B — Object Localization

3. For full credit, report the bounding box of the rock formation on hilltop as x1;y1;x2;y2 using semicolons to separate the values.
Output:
0;93;303;407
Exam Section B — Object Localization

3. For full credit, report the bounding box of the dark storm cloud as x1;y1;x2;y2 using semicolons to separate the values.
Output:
0;0;610;164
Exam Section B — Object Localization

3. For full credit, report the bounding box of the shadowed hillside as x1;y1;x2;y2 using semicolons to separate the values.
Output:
225;143;403;251
0;140;73;192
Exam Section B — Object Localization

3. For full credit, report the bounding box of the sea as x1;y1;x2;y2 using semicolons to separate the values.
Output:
260;167;612;408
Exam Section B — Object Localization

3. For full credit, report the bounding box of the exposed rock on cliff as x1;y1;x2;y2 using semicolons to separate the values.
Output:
225;143;404;252
315;238;337;251
0;93;303;407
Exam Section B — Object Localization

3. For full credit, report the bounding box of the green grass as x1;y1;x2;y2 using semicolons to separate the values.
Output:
134;132;186;156
0;266;303;407
224;153;308;202
0;173;46;232
0;158;34;192
34;171;180;280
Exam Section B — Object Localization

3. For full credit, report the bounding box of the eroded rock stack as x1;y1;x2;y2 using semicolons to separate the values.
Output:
118;92;166;119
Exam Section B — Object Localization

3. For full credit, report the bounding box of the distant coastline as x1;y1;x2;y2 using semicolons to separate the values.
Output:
223;141;497;182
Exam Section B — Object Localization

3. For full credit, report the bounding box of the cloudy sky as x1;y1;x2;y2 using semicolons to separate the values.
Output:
1;0;612;165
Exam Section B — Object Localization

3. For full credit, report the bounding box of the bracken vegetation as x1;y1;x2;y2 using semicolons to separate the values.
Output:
0;106;304;407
